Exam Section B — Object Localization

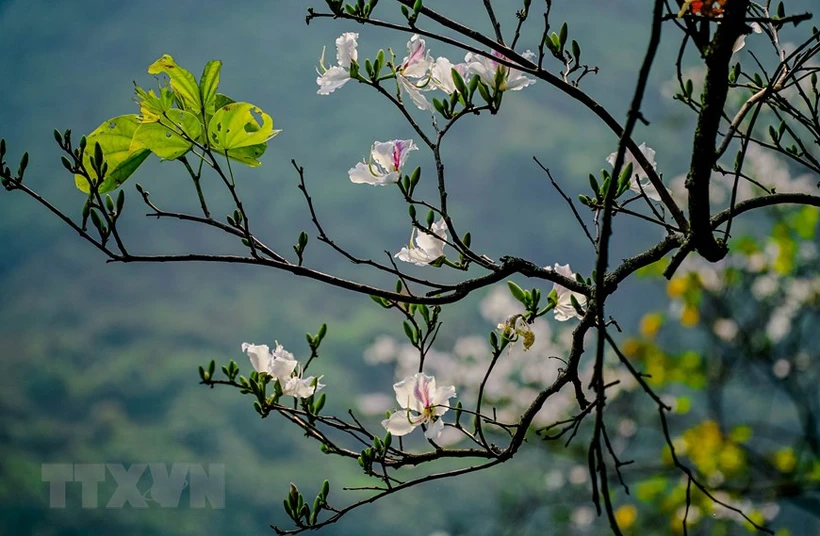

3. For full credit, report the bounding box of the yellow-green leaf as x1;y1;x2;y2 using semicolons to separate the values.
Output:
207;102;280;151
788;206;819;240
147;54;202;114
214;143;268;167
131;109;202;160
74;115;150;193
635;477;667;503
729;425;753;443
134;84;175;123
200;60;222;116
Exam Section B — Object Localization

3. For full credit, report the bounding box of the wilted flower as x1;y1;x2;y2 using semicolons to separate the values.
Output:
396;34;435;110
464;50;536;92
678;0;727;17
316;32;359;95
348;139;418;185
606;142;662;202
241;342;324;398
381;372;456;439
548;263;587;321
395;219;448;266
497;314;535;351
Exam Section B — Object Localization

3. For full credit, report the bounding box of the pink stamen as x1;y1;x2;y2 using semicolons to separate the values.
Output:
392;141;404;171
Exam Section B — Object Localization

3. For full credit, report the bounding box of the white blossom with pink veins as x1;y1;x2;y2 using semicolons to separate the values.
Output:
381;373;456;439
395;219;448;266
464;50;536;91
348;139;418;185
396;34;435;111
606;142;662;201
316;32;359;95
548;263;587;321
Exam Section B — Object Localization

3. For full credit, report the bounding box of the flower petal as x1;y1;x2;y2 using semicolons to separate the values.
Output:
606;142;657;180
371;141;398;172
401;35;432;79
242;343;272;374
395;245;433;266
335;32;359;67
382;411;418;436
316;66;351;95
398;76;433;111
282;376;322;398
393;375;420;411
431;57;458;94
549;263;586;321
503;72;536;91
270;356;298;380
630;177;662;202
272;343;295;362
424;418;445;440
414;219;447;256
432;384;456;415
348;162;380;185
394;139;418;170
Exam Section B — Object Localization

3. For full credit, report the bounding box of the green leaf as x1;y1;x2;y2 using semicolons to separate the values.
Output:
635;257;670;278
213;93;235;109
507;281;528;304
200;60;222;116
75;115;151;193
131;109;203;159
147;54;202;114
208;102;280;151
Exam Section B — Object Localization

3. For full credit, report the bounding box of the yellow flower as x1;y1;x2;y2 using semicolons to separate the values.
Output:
773;448;797;473
622;339;641;357
614;504;638;529
667;277;687;298
680;305;699;327
718;444;745;473
640;313;664;338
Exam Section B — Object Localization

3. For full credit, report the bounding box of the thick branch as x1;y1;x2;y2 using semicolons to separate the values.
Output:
685;0;750;261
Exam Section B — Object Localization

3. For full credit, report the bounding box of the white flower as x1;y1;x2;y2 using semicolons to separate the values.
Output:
431;56;468;94
242;342;298;378
396;35;435;111
606;142;662;202
733;22;763;54
381;373;456;439
395;219;448;266
316;32;358;95
241;342;323;399
713;318;739;342
281;375;325;398
348;139;418;185
548;263;587;321
464;50;536;92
